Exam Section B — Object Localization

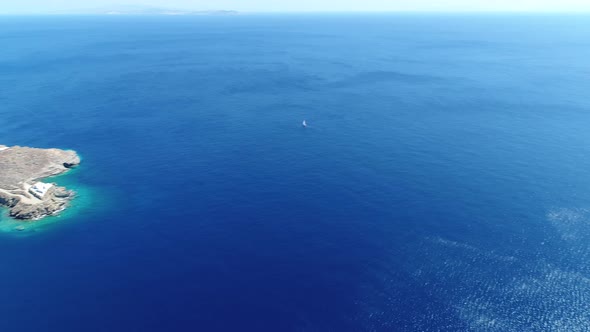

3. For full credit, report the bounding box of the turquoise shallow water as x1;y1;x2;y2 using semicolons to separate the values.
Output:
0;167;104;235
1;14;590;331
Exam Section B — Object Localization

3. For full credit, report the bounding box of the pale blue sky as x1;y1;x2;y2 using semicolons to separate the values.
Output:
2;0;590;14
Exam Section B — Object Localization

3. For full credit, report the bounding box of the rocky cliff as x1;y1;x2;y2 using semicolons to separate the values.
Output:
0;145;80;220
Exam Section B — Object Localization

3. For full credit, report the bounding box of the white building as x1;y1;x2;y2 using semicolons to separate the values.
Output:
29;182;53;199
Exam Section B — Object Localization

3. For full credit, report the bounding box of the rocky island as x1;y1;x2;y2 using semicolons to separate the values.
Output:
0;145;80;220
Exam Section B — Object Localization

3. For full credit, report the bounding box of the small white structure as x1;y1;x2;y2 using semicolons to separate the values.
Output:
29;182;53;199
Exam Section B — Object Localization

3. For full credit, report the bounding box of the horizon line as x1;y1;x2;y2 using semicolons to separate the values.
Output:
1;10;590;15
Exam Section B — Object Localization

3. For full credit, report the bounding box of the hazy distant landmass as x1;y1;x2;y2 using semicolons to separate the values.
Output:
53;5;238;16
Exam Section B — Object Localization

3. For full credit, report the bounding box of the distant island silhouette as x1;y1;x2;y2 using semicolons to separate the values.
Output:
53;5;238;16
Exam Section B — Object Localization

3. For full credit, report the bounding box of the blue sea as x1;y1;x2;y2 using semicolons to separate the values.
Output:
1;14;590;331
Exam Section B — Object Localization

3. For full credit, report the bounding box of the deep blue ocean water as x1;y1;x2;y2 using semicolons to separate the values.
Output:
1;14;590;331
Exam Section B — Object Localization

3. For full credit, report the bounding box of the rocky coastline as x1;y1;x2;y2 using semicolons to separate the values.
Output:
0;145;80;220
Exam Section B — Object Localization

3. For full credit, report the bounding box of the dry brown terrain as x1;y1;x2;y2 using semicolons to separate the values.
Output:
0;145;80;220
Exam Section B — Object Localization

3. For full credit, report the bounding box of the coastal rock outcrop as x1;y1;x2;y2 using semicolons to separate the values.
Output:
0;145;80;220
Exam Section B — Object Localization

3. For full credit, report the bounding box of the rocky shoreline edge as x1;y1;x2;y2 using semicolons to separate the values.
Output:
0;145;81;221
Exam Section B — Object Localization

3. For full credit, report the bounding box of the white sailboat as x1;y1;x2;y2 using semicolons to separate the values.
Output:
302;120;307;127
